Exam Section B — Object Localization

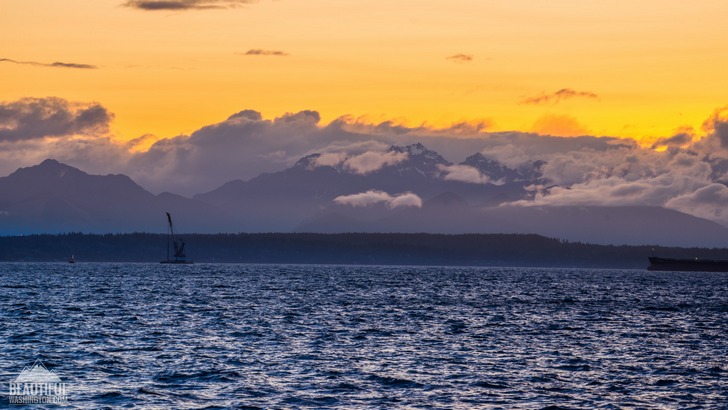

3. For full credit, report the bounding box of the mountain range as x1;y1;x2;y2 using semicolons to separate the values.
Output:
1;143;727;247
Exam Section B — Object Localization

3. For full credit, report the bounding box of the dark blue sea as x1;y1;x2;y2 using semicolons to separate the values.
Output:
0;263;726;409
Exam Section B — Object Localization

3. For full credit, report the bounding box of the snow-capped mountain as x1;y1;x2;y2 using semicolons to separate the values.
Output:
460;152;545;183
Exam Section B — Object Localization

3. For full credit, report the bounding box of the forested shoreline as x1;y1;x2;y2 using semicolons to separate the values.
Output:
1;232;727;268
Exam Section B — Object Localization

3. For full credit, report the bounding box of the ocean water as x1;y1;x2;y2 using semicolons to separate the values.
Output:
0;263;726;409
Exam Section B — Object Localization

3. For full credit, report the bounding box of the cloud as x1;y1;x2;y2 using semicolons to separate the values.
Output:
334;190;422;209
0;132;130;180
482;113;728;226
476;132;626;162
0;97;125;179
123;0;252;10
49;62;98;69
335;116;488;138
0;97;123;178
507;145;724;221
0;97;113;142
521;88;599;105
125;133;160;152
388;192;423;208
312;152;347;168
651;132;693;150
344;151;408;174
700;105;728;133
665;183;728;223
446;54;473;63
437;164;489;184
334;190;392;207
241;49;289;56
10;105;624;196
307;149;409;175
713;122;728;149
685;107;728;161
0;58;97;70
4;97;728;227
0;100;657;200
128;109;338;194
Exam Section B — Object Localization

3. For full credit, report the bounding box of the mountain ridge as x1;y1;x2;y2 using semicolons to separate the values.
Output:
0;147;726;247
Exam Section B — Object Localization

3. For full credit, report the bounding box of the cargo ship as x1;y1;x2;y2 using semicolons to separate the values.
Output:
647;256;728;272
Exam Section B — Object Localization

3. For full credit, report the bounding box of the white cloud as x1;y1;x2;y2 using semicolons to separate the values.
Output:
388;192;423;208
344;151;408;174
437;164;489;184
312;152;347;168
334;190;393;207
507;148;724;221
334;190;422;209
309;150;409;174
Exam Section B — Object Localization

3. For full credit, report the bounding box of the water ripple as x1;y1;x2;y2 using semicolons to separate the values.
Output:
0;263;726;408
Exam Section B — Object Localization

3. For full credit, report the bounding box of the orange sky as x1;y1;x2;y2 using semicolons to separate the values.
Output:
3;0;728;146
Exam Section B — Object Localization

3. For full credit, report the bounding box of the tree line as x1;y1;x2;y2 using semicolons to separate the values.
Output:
1;232;726;268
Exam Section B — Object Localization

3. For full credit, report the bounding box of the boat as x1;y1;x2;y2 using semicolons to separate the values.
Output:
160;212;193;264
647;256;728;272
68;255;75;264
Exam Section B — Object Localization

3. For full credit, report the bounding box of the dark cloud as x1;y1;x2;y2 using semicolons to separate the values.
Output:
49;62;97;69
3;99;728;226
713;121;728;149
126;110;632;196
446;54;473;63
0;97;113;142
123;0;252;10
275;110;320;125
227;109;263;121
128;110;328;195
0;58;97;70
241;49;289;56
333;117;488;138
650;133;692;150
521;88;599;105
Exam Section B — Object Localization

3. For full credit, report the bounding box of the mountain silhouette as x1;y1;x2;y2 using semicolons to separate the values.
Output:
1;150;728;247
0;159;226;234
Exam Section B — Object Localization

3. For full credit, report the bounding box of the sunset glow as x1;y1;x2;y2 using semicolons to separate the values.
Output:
3;0;728;144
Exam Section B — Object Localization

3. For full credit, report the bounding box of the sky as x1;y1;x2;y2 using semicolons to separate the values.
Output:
4;0;728;142
3;1;728;225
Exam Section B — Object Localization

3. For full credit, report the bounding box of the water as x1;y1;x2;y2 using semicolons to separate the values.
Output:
0;263;726;409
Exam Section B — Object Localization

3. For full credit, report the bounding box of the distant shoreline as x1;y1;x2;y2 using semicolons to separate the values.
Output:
2;232;727;269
